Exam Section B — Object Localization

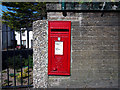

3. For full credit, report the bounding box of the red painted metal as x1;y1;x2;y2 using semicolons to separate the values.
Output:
48;21;71;75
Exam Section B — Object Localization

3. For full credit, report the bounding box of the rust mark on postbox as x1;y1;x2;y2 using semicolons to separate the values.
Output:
48;21;71;75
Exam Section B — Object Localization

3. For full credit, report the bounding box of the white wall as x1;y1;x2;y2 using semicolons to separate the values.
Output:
15;30;33;48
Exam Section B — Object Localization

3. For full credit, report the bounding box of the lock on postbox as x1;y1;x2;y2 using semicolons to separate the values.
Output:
48;21;71;75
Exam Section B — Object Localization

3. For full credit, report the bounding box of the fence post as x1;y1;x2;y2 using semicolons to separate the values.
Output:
6;25;9;86
27;28;30;85
13;29;16;86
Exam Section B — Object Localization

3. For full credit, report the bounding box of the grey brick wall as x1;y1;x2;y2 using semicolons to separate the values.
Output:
47;12;119;88
33;4;119;88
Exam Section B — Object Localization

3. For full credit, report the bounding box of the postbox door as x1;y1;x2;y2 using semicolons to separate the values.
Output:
50;36;69;75
48;21;71;75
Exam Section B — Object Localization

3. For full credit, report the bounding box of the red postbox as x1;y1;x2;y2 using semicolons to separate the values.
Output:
48;21;71;75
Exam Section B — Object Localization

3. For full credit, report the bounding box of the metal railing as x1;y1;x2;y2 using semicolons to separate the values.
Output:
2;25;33;89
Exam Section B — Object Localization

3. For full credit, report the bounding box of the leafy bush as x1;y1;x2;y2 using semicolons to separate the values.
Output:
7;55;23;69
7;55;33;69
24;55;33;68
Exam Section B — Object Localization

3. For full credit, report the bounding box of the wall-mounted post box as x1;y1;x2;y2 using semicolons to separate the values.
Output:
48;21;71;75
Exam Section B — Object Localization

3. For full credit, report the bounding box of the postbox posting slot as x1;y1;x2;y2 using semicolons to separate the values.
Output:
51;29;69;32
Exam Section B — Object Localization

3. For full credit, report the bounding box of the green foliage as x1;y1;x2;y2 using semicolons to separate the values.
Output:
9;67;29;82
9;73;14;77
7;55;33;69
24;55;33;68
7;55;22;69
2;2;46;30
4;79;12;83
16;69;28;82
